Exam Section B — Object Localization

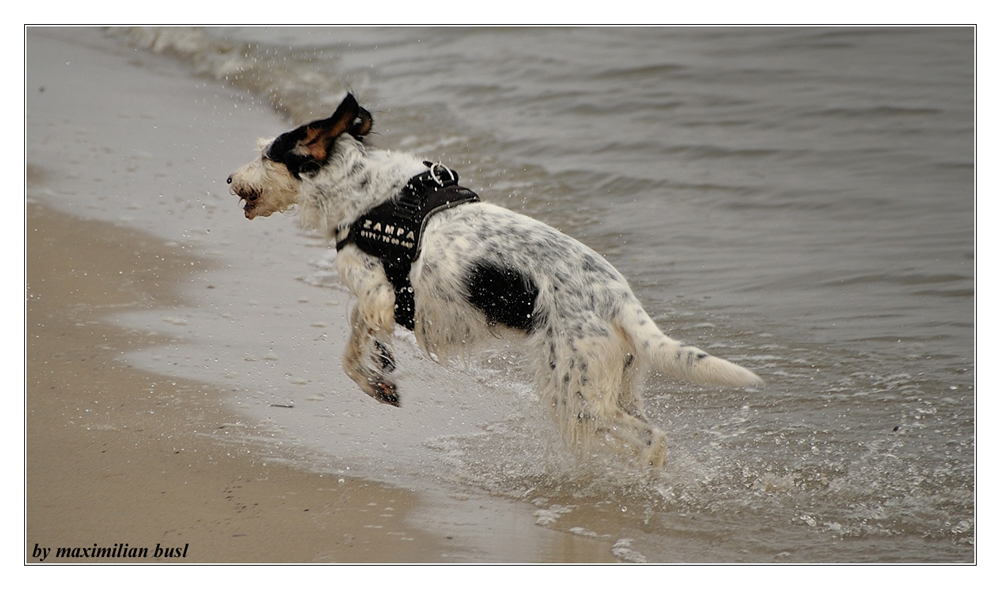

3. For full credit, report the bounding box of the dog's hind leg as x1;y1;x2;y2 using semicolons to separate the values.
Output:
607;333;668;468
588;355;668;469
335;245;400;406
536;328;667;468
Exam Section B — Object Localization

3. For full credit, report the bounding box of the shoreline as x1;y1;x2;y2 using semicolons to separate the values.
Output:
26;200;448;563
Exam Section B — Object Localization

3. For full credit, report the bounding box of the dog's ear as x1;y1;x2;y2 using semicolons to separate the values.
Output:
299;93;372;155
297;93;362;161
348;106;373;139
268;93;362;177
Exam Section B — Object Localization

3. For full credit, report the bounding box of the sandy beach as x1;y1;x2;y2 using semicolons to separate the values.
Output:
26;200;449;563
25;27;619;564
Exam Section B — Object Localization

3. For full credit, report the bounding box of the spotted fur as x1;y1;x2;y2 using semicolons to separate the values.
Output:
228;93;763;467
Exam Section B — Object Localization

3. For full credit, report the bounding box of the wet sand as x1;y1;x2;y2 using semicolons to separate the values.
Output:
26;199;451;563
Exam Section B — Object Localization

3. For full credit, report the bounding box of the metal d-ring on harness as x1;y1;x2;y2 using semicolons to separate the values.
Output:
335;162;480;330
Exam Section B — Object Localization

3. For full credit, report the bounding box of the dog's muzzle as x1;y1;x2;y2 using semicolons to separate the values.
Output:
227;174;261;219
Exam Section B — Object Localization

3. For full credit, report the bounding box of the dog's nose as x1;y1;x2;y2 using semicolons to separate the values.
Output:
227;175;233;184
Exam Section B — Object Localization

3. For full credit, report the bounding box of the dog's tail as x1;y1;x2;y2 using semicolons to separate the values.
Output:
619;304;762;388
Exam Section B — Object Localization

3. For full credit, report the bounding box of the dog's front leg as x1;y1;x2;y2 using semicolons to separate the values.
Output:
335;245;400;406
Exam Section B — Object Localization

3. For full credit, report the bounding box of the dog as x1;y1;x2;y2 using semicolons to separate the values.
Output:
228;93;762;467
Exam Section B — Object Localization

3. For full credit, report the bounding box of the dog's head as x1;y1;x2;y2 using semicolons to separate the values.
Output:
227;93;373;219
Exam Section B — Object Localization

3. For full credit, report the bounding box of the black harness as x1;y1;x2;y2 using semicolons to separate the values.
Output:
335;162;480;330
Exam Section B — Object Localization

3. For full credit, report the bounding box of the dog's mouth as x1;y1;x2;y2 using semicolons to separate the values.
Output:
227;174;262;220
231;186;261;220
240;193;259;219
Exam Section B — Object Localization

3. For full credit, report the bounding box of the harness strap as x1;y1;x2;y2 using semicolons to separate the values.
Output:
335;163;480;330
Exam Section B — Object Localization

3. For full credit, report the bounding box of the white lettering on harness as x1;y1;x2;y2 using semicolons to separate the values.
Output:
359;228;416;251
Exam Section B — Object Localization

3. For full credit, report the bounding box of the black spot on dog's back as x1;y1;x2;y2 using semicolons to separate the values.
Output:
466;261;539;332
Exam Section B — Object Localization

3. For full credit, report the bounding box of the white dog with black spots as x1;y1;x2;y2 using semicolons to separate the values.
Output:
228;93;762;467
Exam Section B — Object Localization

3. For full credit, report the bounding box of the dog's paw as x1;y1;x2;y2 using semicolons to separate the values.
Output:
368;380;400;407
639;437;667;469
